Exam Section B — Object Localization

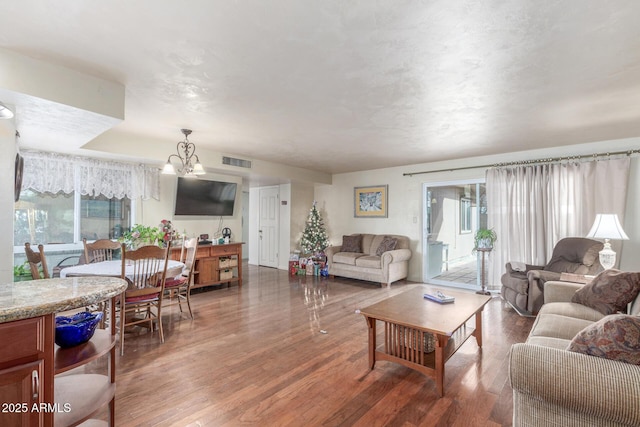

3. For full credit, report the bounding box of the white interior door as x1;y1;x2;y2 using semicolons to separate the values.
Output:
259;187;279;268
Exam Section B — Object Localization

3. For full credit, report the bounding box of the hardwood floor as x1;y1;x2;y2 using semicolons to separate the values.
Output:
104;264;534;426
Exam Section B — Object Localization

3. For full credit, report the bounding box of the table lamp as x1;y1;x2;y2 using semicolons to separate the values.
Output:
586;214;629;269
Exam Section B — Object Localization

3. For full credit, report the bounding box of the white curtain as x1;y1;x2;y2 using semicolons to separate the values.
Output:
21;150;160;200
486;157;630;290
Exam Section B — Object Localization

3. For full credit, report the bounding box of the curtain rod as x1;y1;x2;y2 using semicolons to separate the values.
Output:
402;148;640;177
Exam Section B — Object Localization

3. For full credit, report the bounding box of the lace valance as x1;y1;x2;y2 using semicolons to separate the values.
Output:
21;150;160;200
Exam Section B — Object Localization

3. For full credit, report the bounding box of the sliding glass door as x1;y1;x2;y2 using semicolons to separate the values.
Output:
423;179;487;290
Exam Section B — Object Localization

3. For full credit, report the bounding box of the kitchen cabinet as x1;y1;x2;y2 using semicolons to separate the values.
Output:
0;277;126;426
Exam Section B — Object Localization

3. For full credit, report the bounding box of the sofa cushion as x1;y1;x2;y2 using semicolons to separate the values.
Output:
332;252;362;266
538;301;605;322
375;236;398;256
361;234;376;254
529;313;595;341
341;235;362;253
368;235;385;255
355;255;381;269
567;314;640;365
571;269;640;315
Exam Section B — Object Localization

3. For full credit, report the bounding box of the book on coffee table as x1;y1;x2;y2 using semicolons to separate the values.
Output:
424;291;455;304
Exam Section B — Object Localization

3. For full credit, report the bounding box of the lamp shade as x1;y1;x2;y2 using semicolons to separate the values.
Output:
586;214;629;240
162;162;176;175
586;214;628;270
193;162;205;175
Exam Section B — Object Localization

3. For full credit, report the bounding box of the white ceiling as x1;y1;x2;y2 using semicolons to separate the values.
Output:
2;1;640;175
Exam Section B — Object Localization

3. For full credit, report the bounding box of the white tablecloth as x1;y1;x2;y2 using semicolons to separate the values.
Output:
60;260;185;280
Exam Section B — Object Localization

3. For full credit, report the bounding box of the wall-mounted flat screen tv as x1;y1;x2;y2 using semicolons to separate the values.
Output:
174;177;237;216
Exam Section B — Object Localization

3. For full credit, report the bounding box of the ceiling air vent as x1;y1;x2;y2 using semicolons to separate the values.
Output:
222;156;252;169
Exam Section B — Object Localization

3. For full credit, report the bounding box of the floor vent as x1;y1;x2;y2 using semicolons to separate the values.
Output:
222;156;252;168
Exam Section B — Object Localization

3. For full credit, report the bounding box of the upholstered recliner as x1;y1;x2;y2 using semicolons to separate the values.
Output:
501;237;604;316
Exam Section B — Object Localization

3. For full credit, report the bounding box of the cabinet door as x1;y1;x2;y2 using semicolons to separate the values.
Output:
0;360;44;426
198;258;217;285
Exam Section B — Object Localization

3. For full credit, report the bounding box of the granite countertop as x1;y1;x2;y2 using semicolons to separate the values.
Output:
0;277;127;323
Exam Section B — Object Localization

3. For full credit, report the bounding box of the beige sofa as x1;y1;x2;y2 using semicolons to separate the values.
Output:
509;279;640;427
325;234;411;287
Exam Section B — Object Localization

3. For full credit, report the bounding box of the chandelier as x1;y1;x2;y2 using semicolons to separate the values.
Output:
162;129;205;177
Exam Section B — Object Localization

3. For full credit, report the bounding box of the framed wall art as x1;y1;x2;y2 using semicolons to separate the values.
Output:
354;185;388;218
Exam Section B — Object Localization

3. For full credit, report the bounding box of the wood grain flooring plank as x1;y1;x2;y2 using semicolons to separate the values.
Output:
109;264;534;426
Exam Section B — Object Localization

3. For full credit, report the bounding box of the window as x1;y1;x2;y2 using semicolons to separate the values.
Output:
15;189;132;246
15;190;74;245
80;194;131;241
460;197;472;233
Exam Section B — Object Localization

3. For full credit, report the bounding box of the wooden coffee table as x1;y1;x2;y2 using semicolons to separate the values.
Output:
360;285;491;397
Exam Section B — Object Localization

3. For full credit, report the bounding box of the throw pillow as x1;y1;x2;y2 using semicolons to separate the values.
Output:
341;235;362;253
567;314;640;365
375;236;398;256
571;269;640;315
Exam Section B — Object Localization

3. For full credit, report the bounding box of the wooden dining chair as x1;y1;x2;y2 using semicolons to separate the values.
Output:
163;237;198;319
24;242;50;279
119;242;171;356
84;238;121;263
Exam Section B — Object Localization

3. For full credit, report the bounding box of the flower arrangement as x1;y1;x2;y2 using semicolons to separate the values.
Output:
160;219;179;243
120;220;183;249
120;224;165;249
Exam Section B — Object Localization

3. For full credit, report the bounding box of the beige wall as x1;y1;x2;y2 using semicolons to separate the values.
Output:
0;48;124;120
315;137;640;284
314;165;485;282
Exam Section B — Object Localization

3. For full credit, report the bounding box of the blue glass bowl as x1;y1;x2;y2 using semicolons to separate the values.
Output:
55;311;103;348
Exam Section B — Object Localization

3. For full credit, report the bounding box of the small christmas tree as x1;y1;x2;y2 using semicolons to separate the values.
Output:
300;201;330;256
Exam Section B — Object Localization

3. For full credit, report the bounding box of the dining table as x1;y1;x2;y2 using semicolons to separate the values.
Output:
60;259;185;281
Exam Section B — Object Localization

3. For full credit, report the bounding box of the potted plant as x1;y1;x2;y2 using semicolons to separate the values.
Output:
119;224;165;249
13;261;33;282
473;228;497;252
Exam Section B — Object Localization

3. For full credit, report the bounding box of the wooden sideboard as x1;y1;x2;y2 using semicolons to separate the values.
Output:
171;242;243;289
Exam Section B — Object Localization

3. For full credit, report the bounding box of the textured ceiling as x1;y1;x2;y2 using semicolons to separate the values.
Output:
2;1;640;174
